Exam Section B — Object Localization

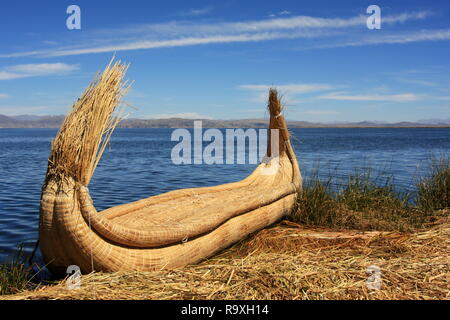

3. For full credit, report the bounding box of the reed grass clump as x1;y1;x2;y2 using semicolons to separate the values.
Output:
338;169;406;212
291;157;450;232
417;156;450;212
0;246;32;295
294;173;343;226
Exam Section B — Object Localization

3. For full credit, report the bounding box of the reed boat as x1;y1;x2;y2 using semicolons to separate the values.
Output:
39;60;302;274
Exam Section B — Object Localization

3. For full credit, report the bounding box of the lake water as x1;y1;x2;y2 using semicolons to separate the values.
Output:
0;128;448;262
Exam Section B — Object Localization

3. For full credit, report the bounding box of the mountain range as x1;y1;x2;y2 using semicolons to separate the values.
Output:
0;114;449;128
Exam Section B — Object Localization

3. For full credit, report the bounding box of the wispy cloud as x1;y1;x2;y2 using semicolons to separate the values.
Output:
396;78;436;87
319;92;420;102
0;106;49;115
0;31;338;58
359;28;450;45
0;11;432;58
240;83;336;103
304;110;340;115
93;11;430;36
0;93;8;98
179;7;212;17
144;112;214;119
240;83;335;93
39;33;322;57
306;28;450;50
0;63;78;80
269;10;292;18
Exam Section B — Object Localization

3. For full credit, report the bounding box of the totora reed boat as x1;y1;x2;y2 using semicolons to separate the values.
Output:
39;60;302;274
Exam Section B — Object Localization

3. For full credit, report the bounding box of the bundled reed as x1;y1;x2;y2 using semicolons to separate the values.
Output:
39;59;301;275
44;59;130;188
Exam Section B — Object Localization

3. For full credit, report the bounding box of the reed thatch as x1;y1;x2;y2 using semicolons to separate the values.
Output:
39;60;302;275
4;220;449;300
44;58;130;188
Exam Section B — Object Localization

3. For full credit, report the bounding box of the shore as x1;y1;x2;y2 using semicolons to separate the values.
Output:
1;115;450;129
2;216;448;300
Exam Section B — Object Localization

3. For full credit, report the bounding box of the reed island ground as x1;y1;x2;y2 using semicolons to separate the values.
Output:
1;159;449;300
1;218;448;300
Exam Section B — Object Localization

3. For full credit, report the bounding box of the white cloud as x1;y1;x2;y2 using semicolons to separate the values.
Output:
0;11;432;58
0;106;48;115
176;11;427;34
319;92;419;102
93;11;429;36
240;83;335;93
0;71;25;80
240;83;335;103
43;33;307;57
144;112;214;119
308;28;450;49
238;108;263;113
238;83;336;104
304;110;340;115
369;28;450;45
8;63;77;74
269;10;291;17
396;78;436;87
0;93;9;98
180;7;212;17
0;63;78;80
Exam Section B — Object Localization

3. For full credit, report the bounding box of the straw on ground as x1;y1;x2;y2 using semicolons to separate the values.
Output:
3;215;448;300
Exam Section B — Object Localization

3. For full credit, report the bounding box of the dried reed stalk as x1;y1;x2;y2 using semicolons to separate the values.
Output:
44;58;130;187
5;221;449;300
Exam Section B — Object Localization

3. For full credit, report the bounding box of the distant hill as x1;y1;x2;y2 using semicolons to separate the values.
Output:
0;114;18;127
417;118;450;125
10;115;46;121
0;115;65;128
0;114;449;128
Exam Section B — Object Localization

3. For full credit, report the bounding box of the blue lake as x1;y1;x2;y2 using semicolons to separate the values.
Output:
0;127;449;262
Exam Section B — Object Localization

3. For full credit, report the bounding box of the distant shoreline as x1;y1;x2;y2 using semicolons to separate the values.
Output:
1;125;449;129
2;126;449;129
0;114;449;129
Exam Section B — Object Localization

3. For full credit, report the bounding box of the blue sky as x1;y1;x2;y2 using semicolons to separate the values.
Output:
0;0;449;122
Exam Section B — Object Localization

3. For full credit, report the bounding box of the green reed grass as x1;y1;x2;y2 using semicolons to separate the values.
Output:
0;245;32;295
417;156;450;212
290;156;449;232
